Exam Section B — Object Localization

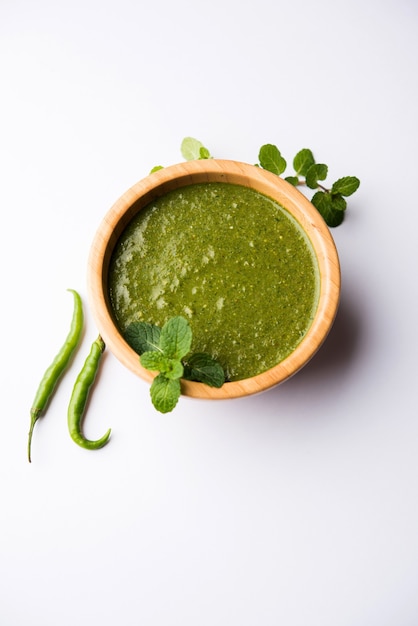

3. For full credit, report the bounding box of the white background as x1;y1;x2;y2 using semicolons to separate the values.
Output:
1;1;418;624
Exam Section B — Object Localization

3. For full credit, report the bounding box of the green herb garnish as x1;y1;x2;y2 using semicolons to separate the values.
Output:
177;138;360;227
124;316;224;413
258;143;287;175
180;137;212;161
149;165;164;174
149;138;211;173
257;144;360;227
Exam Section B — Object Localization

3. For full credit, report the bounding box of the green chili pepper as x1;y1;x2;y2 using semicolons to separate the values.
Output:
67;335;111;450
28;289;84;463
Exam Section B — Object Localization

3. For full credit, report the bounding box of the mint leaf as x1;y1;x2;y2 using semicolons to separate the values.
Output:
199;146;211;159
306;163;328;189
285;175;299;186
258;144;287;175
159;316;192;360
124;322;161;355
150;165;164;173
331;176;360;197
330;193;347;212
312;191;344;227
150;374;181;413
293;148;315;176
181;137;210;161
183;353;225;388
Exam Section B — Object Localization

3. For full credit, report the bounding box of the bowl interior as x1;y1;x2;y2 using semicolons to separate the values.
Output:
87;159;340;399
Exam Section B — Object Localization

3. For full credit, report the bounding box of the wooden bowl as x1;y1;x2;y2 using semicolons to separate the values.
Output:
87;159;340;399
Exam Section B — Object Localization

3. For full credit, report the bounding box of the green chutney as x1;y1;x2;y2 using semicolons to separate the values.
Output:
108;182;320;381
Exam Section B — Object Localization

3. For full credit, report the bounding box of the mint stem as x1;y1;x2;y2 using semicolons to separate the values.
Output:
297;180;329;193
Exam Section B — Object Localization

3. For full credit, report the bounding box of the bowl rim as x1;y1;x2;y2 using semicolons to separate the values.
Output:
87;159;340;399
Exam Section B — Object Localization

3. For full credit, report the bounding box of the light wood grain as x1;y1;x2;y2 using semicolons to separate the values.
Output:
87;160;340;399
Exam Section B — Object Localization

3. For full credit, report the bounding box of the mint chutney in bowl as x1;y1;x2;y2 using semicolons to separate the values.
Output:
87;159;340;399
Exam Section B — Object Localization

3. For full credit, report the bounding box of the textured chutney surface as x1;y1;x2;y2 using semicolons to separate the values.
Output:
108;182;320;381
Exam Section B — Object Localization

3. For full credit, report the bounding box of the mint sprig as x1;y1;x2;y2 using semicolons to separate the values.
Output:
152;138;360;228
257;144;360;227
124;316;224;413
181;137;212;161
149;138;211;174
